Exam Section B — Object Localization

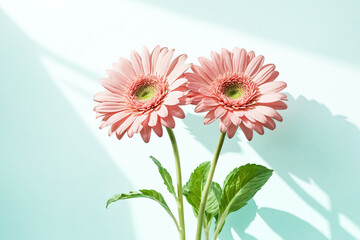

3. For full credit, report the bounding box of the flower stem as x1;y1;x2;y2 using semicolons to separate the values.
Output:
195;132;226;240
166;127;186;240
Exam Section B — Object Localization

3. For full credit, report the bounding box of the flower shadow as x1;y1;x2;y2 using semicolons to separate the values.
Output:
183;94;360;239
183;113;242;154
0;10;135;239
249;94;360;239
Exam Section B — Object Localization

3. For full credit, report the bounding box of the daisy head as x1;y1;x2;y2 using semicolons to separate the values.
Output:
94;46;190;143
185;48;287;140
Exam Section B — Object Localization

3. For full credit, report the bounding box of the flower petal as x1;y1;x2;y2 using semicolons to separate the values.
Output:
257;93;288;103
156;104;168;118
252;64;275;85
245;55;264;77
259;81;287;93
204;109;217;125
240;122;253;141
167;105;185;119
130;50;144;76
152;119;163;137
214;106;227;118
141;46;151;74
227;124;238;138
140;125;151;143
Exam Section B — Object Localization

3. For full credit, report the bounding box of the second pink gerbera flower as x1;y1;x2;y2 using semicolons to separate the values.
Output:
94;46;190;143
186;48;287;140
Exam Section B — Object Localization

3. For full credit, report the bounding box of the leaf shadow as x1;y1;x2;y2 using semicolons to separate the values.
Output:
183;94;360;239
0;10;135;239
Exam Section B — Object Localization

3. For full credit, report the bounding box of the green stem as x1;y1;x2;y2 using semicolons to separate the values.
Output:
195;132;226;240
166;127;186;240
204;228;209;240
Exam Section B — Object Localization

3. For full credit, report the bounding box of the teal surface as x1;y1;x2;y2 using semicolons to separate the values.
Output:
0;10;134;239
137;0;360;66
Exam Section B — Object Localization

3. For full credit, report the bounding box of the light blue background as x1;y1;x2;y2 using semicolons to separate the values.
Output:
1;1;360;239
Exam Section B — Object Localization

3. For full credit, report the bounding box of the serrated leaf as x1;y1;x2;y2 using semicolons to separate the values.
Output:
214;164;273;235
183;161;221;228
106;189;179;231
150;156;176;197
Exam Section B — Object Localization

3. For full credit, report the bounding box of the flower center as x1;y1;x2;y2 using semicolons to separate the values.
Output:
135;84;156;101
223;83;245;99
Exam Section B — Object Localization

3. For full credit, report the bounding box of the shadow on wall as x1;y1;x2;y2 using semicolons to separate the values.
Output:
136;0;360;66
0;10;135;240
184;95;360;240
183;113;241;154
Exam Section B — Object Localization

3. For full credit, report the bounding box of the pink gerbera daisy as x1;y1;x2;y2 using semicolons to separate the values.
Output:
185;48;287;140
94;46;190;143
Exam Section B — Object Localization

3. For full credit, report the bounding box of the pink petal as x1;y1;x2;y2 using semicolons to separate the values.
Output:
160;115;175;128
167;55;189;85
100;111;130;129
94;91;122;103
245;55;264;77
232;47;247;74
257;93;288;103
152;120;163;137
169;78;187;90
272;111;283;122
254;105;278;118
221;112;232;127
247;109;267;124
130;50;144;76
164;91;184;105
204;109;217;125
243;111;256;122
157;49;175;77
259;81;287;94
115;130;126;140
118;57;136;80
266;71;279;83
201;97;219;106
100;77;125;93
211;51;224;75
140;125;151;143
156;104;168;118
187;81;209;92
240;122;253;141
229;112;241;125
221;48;233;73
242;118;255;129
148;111;158;127
214;106;227;118
94;103;125;113
141;46;151;74
219;121;227;133
227;124;238;138
107;69;130;85
108;117;125;136
150;45;161;75
247;51;255;64
263;117;276;130
167;105;185;119
259;101;287;110
254;122;265;135
252;64;275;85
198;57;217;79
116;115;136;135
191;65;213;85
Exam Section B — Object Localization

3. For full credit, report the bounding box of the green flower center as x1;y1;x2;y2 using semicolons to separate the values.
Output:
223;84;245;99
135;85;156;101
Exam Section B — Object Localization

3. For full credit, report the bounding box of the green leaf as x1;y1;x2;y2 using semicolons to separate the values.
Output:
106;189;179;231
183;162;222;229
150;156;176;197
214;164;273;235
